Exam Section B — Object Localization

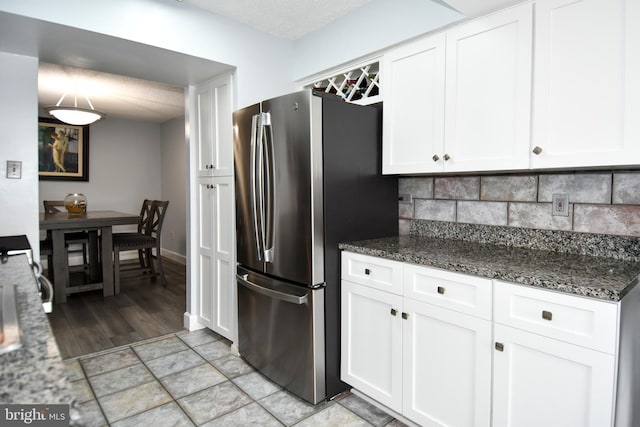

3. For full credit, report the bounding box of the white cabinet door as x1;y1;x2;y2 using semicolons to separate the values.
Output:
493;323;616;427
382;33;446;174
531;0;640;168
403;298;491;427
195;74;233;177
341;280;403;412
196;176;235;340
444;4;532;172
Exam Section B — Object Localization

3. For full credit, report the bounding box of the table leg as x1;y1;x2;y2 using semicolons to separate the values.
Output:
88;230;100;282
51;229;67;304
101;226;114;297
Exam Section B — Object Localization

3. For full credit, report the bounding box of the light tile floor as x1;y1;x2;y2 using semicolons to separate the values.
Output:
64;328;405;426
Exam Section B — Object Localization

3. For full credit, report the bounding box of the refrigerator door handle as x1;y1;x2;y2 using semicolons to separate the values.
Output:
236;273;308;305
250;114;263;260
261;112;276;263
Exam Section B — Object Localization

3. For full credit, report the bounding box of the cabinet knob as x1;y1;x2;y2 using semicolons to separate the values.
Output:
437;286;445;295
443;154;451;161
432;154;440;162
532;146;543;155
401;312;409;320
364;268;371;275
495;342;504;352
390;308;398;316
542;310;553;321
207;184;216;189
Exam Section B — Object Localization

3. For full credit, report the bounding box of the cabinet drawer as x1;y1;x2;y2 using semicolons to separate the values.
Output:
494;281;619;354
341;252;402;295
404;264;492;320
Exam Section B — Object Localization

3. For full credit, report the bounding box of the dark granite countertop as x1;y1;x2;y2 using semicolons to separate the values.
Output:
0;255;79;420
339;235;640;301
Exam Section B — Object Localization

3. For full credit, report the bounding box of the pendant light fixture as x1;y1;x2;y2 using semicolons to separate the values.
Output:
44;91;105;126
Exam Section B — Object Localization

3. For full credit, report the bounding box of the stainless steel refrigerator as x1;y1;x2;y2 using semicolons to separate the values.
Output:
234;89;397;404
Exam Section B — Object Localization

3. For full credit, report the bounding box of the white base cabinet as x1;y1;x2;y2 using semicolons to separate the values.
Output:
492;323;616;427
341;252;492;427
402;298;491;427
341;251;630;427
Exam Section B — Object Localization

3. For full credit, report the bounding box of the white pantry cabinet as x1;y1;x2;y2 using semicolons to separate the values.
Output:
341;252;492;426
195;176;235;339
531;0;640;168
194;74;233;177
382;3;532;174
492;280;618;427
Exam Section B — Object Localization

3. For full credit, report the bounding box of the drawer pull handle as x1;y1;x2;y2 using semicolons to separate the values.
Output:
390;308;397;316
542;310;553;321
495;342;504;352
364;268;371;275
402;312;409;320
437;286;445;295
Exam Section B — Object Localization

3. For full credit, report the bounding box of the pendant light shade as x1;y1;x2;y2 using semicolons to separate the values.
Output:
44;93;105;126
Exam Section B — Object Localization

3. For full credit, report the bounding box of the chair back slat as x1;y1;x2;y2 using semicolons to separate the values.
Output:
138;199;153;233
43;200;65;213
147;200;169;238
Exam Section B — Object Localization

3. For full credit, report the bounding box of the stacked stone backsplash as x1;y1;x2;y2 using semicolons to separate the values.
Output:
398;171;640;261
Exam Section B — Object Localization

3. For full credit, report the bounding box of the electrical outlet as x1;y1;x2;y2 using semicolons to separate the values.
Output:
552;194;569;216
398;193;413;204
170;231;175;240
6;161;21;179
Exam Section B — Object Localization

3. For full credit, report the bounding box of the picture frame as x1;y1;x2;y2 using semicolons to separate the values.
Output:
38;117;89;181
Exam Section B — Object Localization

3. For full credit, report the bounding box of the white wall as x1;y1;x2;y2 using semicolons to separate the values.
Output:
161;116;187;262
0;0;296;108
0;52;39;249
39;118;163;233
293;0;462;80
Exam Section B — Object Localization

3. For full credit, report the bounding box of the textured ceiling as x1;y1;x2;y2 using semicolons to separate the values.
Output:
182;0;372;39
38;62;185;124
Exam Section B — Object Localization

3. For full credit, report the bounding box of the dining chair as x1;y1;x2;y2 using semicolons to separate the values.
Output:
42;200;90;269
112;200;169;294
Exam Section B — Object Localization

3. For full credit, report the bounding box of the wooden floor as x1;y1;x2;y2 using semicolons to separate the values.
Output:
46;257;186;359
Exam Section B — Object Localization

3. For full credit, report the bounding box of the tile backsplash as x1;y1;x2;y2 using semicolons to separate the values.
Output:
399;171;640;238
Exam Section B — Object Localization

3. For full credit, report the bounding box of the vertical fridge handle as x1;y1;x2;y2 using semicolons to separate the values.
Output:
250;114;263;261
261;112;276;263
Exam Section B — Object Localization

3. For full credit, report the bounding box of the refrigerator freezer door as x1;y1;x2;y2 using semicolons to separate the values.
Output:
233;103;265;273
237;266;326;404
261;91;324;287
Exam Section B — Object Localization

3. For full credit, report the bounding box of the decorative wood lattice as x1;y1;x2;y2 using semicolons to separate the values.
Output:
309;61;381;104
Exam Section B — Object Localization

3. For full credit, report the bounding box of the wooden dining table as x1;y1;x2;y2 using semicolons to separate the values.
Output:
39;210;140;304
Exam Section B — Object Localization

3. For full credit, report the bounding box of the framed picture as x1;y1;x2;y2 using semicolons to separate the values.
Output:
38;118;89;181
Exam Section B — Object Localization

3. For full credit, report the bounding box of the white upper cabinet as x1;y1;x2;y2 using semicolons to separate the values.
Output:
383;34;446;174
531;0;640;168
444;4;532;172
382;3;532;174
195;74;233;177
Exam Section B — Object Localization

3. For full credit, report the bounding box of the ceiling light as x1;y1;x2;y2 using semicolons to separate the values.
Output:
44;92;105;126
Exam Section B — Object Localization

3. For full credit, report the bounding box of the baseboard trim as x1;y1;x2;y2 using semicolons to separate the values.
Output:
183;312;204;331
161;248;186;265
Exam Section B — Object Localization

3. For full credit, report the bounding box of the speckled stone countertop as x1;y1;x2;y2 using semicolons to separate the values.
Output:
0;255;78;417
339;235;640;301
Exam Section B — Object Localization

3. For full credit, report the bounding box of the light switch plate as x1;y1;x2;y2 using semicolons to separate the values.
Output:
6;161;21;179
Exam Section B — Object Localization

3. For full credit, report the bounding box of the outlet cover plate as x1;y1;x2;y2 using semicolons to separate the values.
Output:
552;193;569;216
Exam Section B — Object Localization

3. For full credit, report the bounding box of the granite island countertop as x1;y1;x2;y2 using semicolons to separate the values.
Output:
0;255;78;420
339;235;640;301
